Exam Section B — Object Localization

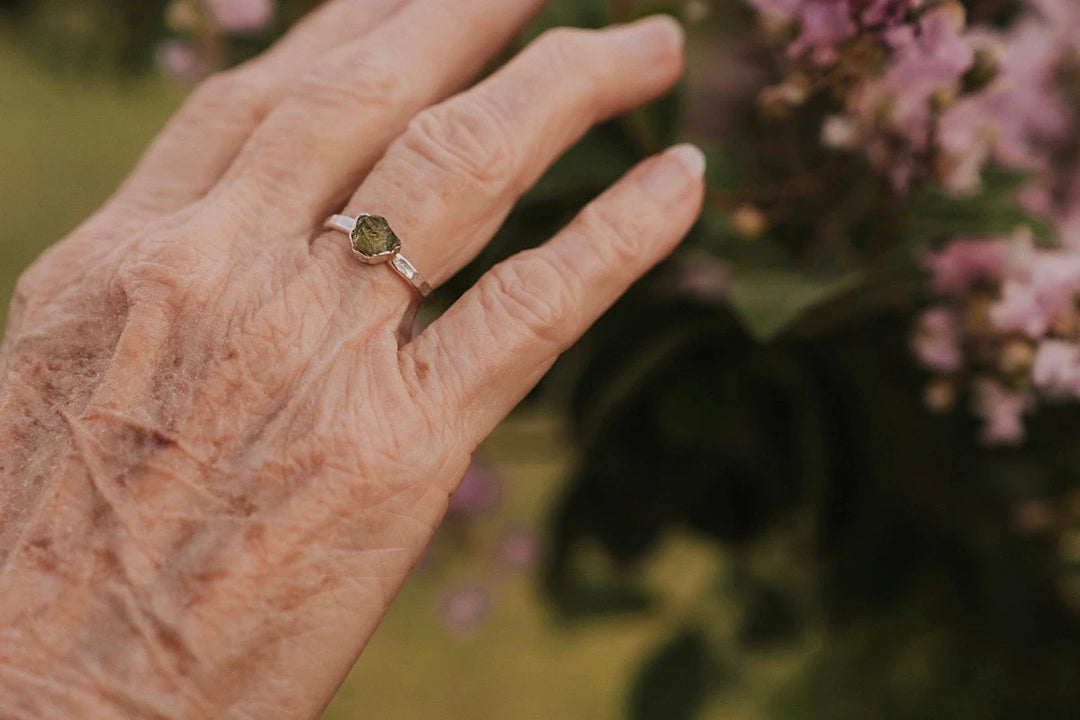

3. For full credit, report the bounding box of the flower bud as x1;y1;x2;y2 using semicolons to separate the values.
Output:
684;0;710;24
821;115;861;150
1000;340;1035;375
165;0;199;32
733;205;768;239
924;378;956;413
758;75;810;119
1013;499;1056;534
940;1;968;30
1051;310;1080;339
931;88;957;113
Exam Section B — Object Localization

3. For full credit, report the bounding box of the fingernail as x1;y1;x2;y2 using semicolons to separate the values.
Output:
639;144;706;201
615;15;684;62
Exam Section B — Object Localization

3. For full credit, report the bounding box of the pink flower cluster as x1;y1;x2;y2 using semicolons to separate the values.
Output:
158;0;276;82
429;460;541;632
882;0;1078;193
748;0;1080;444
748;0;923;64
916;235;1080;444
750;0;1080;197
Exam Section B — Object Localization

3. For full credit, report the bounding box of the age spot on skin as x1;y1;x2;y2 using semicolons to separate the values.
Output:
27;535;57;573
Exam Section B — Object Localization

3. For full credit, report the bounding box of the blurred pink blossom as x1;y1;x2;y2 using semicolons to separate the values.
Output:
862;0;922;27
495;527;540;571
990;251;1080;338
913;308;963;372
917;237;1080;443
448;461;501;516
789;1;855;62
972;380;1032;446
206;0;276;34
440;585;491;632
671;251;730;302
938;20;1073;193
156;41;207;83
741;0;1080;445
990;280;1048;338
1028;0;1080;47
854;6;973;155
925;238;1009;295
748;0;922;61
1032;340;1080;398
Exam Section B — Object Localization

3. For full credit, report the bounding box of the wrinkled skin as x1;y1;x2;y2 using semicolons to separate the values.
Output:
0;0;704;717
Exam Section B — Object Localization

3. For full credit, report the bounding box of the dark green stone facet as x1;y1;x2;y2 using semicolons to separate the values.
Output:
351;215;401;258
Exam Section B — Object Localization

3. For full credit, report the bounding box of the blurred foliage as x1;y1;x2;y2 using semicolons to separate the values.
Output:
6;0;1080;717
521;3;1080;718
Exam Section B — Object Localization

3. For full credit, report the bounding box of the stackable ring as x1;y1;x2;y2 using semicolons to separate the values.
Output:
324;214;433;299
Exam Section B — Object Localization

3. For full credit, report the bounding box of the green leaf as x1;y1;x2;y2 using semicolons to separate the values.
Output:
527;126;636;203
526;0;609;36
548;580;654;620
737;582;803;649
905;167;1056;245
624;1;686;21
700;140;746;192
727;267;864;342
578;316;717;444
629;629;715;720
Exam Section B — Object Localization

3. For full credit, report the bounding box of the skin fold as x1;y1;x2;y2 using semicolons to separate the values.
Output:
0;0;705;717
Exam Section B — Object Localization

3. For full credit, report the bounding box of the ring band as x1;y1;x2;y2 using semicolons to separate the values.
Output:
325;214;433;299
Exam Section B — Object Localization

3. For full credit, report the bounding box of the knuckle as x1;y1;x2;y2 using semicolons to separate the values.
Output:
12;264;43;309
399;334;468;438
187;68;270;123
188;71;235;108
576;200;648;267
529;27;605;107
115;223;223;309
535;26;595;69
10;244;77;308
8;268;44;333
114;255;189;310
401;96;519;192
295;48;403;114
481;253;574;346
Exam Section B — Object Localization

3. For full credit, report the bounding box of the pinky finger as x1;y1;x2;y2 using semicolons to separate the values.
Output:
401;144;706;450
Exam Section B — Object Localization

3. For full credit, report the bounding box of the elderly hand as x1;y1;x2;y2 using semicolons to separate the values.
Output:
0;1;703;716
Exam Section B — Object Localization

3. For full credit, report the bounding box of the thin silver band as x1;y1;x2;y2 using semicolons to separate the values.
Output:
327;214;361;234
325;214;433;299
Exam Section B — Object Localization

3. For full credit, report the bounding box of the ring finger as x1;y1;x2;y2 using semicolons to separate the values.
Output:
313;15;686;304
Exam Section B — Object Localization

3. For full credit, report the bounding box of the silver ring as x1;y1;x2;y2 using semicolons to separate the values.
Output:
324;214;433;299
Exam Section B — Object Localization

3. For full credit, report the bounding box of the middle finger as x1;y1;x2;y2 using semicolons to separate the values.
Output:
213;0;548;234
311;16;685;300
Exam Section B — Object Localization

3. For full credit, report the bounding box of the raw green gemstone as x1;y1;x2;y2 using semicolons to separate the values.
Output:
351;215;401;258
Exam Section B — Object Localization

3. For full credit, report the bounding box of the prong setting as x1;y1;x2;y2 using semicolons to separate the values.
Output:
349;214;402;263
325;213;432;298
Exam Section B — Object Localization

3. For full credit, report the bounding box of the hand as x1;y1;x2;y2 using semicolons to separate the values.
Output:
0;1;703;716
